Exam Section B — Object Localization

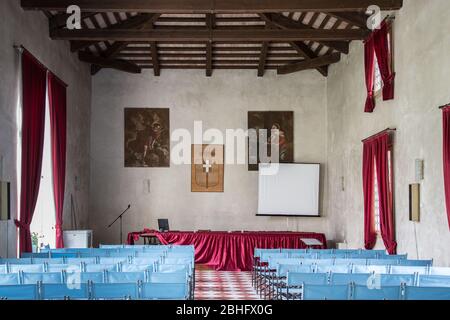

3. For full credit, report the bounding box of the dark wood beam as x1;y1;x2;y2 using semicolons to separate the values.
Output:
327;12;369;29
278;52;341;74
257;42;269;77
259;13;349;54
289;42;328;76
49;12;97;29
78;51;142;74
51;28;369;42
22;0;403;13
205;13;215;77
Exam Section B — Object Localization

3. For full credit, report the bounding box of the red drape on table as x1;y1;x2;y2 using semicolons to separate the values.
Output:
127;230;327;271
364;37;376;113
442;107;450;229
362;133;397;254
48;73;67;248
374;134;397;254
15;51;47;254
363;142;377;249
374;21;395;101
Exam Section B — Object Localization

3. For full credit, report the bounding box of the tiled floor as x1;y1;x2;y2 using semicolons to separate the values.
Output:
195;267;261;300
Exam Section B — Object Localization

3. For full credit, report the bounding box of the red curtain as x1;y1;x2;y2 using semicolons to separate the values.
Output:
374;21;395;101
364;37;376;113
362;142;377;249
362;132;397;254
15;51;47;254
443;107;450;229
48;73;67;248
374;134;397;254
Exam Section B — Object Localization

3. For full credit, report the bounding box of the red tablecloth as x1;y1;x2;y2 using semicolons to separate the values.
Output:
127;230;327;271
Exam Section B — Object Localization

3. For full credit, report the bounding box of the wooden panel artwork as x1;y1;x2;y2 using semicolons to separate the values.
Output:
191;144;224;192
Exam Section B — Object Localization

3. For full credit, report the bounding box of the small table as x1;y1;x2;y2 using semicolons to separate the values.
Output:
140;233;160;245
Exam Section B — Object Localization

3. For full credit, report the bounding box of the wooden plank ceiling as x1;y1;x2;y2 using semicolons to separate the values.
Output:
22;0;403;77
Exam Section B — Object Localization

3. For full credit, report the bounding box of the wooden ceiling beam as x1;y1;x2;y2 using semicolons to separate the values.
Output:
257;42;269;77
259;13;349;54
49;12;97;29
327;12;370;29
78;52;142;74
205;13;215;77
51;28;369;42
22;0;403;13
277;52;340;74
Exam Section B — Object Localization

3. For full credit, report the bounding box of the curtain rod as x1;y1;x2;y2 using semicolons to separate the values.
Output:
439;103;450;110
13;44;68;88
362;128;396;142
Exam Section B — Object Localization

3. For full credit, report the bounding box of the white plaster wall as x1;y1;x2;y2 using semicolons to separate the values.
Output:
90;69;328;245
0;0;91;257
326;0;450;266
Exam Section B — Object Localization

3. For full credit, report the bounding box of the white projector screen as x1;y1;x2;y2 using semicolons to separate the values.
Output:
258;163;320;217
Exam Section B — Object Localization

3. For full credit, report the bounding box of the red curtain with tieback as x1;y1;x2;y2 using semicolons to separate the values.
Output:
48;73;67;248
442;107;450;229
364;37;376;113
363;132;397;254
15;50;47;254
374;21;395;101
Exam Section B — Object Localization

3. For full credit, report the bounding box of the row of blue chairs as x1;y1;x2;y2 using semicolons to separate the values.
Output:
0;281;188;300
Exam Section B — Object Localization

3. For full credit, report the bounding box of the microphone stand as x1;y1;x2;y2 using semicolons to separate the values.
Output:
108;205;131;244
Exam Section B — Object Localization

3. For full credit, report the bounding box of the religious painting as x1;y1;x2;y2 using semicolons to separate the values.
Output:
248;111;294;171
124;108;170;167
191;144;224;192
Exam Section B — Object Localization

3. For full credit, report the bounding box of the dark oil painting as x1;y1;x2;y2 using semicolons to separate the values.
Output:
125;108;170;167
248;111;294;171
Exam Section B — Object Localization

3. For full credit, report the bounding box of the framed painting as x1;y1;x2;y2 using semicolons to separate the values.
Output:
191;144;224;192
124;108;170;167
248;111;294;171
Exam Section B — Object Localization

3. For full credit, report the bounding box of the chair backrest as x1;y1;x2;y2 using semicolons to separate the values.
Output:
367;259;398;266
268;258;300;270
67;257;97;265
148;272;187;284
277;264;312;277
390;266;427;275
397;259;432;267
0;265;7;274
287;272;328;286
254;249;279;258
335;259;367;266
140;283;188;300
65;272;104;284
279;249;308;255
404;286;450;300
121;264;154;272
377;274;416;286
259;252;289;263
91;283;138;300
132;257;159;265
288;253;317;259
50;252;79;258
84;264;117;272
100;245;124;249
351;285;401;300
33;258;64;265
47;264;81;273
22;272;63;284
164;257;193;267
157;264;190;275
0;273;20;285
302;284;349;300
330;273;372;286
0;284;37;300
9;264;45;273
418;275;450;288
316;265;350;274
352;265;388;274
40;283;90;300
106;271;146;283
21;252;49;259
99;257;129;265
0;258;32;265
429;267;450;276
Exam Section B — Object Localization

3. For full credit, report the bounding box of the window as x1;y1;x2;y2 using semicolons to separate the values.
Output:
373;146;394;234
373;23;394;97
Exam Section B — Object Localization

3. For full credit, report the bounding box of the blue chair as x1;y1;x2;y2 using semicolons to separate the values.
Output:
302;284;350;300
22;272;63;284
0;284;37;300
132;257;159;265
9;264;44;273
40;283;90;300
351;285;402;300
1;258;33;264
67;257;97;265
368;259;398;266
99;257;129;264
404;286;450;300
418;275;450;288
0;265;7;274
377;274;416;286
276;264;312;277
47;264;81;273
106;271;145;283
390;266;428;275
429;267;450;276
335;259;367;266
352;265;389;274
84;264;117;272
140;283;188;300
32;258;64;264
398;259;432;267
330;273;372;286
91;283;138;300
0;273;20;285
121;264;153;272
148;272;187;284
289;253;317;259
316;265;351;274
287;272;328;286
65;272;104;284
50;252;78;258
21;252;49;259
158;264;191;275
99;245;124;249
